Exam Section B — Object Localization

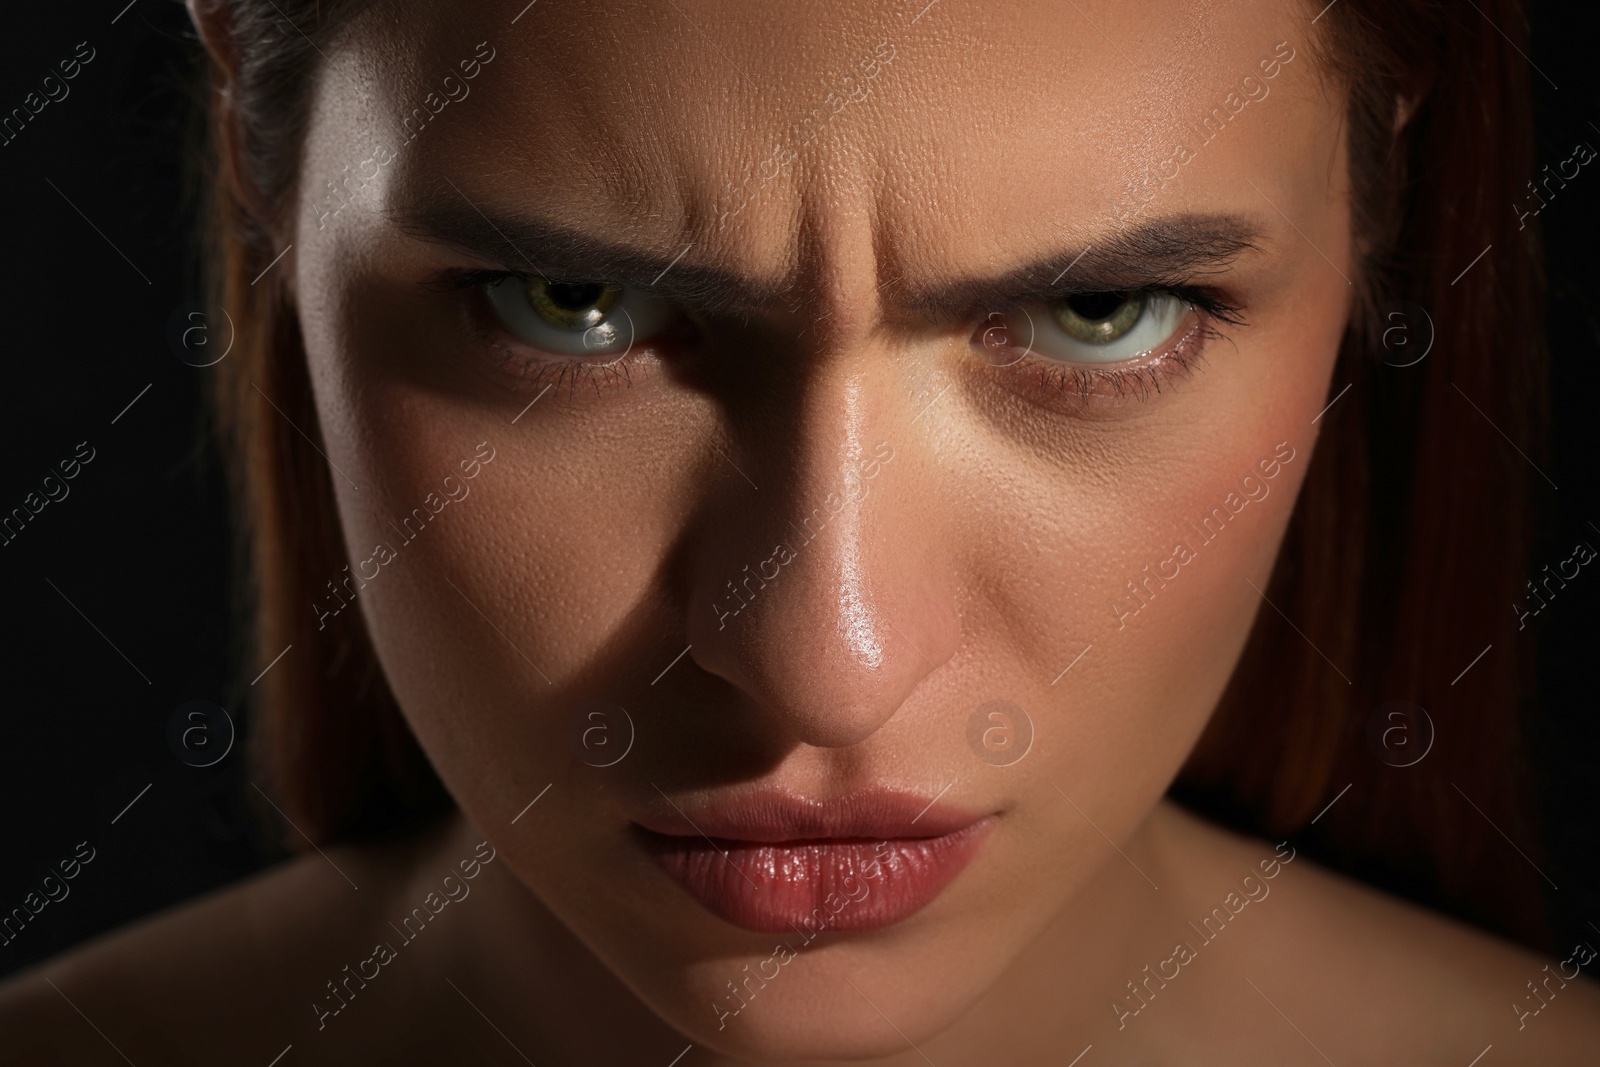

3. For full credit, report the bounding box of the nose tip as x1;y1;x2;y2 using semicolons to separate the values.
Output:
686;453;958;749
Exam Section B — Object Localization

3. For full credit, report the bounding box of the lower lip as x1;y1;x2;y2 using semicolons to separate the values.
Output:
636;820;994;933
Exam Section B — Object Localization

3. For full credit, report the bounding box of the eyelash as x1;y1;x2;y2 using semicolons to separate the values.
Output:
1028;316;1218;402
432;269;1244;403
433;267;645;396
981;284;1241;403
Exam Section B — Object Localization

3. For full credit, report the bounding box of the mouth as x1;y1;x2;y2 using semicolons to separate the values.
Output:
633;788;995;933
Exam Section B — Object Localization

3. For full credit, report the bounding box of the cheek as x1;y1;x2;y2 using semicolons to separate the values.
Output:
954;279;1342;813
296;272;713;813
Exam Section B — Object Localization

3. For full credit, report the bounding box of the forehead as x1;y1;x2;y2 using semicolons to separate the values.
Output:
319;0;1329;289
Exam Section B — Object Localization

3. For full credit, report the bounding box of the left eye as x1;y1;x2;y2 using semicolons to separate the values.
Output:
981;290;1192;364
484;276;676;357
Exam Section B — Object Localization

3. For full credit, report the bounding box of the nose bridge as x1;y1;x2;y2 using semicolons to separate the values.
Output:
686;344;957;749
789;374;886;668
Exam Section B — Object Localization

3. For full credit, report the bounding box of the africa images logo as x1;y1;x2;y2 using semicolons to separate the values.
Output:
712;440;894;630
1105;41;1297;225
1109;442;1297;629
313;441;497;629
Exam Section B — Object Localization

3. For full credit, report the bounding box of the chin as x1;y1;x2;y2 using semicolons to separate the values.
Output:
643;948;986;1061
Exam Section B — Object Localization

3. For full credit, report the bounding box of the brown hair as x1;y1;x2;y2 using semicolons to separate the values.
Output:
193;0;1554;947
1178;2;1550;946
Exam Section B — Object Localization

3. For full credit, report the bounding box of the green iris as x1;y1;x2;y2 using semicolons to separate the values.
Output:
522;279;622;330
1050;292;1146;344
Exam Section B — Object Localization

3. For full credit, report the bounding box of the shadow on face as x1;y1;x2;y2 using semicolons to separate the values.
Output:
289;0;1349;1056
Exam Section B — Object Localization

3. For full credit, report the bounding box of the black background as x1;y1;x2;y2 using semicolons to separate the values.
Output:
1;0;1596;980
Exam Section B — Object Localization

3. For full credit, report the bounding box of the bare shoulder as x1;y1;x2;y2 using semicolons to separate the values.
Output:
0;819;452;1066
1155;802;1600;1064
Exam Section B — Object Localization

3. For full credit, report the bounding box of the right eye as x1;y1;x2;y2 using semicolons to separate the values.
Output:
484;275;677;358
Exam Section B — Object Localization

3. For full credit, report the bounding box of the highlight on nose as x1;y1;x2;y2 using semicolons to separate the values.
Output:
686;436;958;749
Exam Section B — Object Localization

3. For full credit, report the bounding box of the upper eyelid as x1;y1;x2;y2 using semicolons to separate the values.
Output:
427;266;532;293
444;269;1216;403
428;267;1245;330
1010;282;1184;305
967;285;1245;328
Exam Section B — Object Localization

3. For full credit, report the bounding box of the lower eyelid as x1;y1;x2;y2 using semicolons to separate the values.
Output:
1008;314;1215;404
457;279;1217;405
457;286;661;396
484;329;664;394
517;357;641;396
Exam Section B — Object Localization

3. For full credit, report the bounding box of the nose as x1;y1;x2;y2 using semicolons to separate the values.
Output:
685;360;960;749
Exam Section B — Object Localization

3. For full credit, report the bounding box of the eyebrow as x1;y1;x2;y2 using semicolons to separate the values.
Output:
389;199;1263;318
390;199;790;315
904;215;1263;319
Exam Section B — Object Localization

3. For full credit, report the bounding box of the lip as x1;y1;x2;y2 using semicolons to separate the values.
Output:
634;788;995;933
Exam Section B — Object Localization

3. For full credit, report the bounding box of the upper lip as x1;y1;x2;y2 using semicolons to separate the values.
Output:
635;785;985;843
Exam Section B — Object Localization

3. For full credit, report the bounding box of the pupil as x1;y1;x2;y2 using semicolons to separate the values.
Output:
546;281;606;311
1068;292;1127;321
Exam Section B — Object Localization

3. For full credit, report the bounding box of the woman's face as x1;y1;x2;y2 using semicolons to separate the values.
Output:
292;0;1348;1056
